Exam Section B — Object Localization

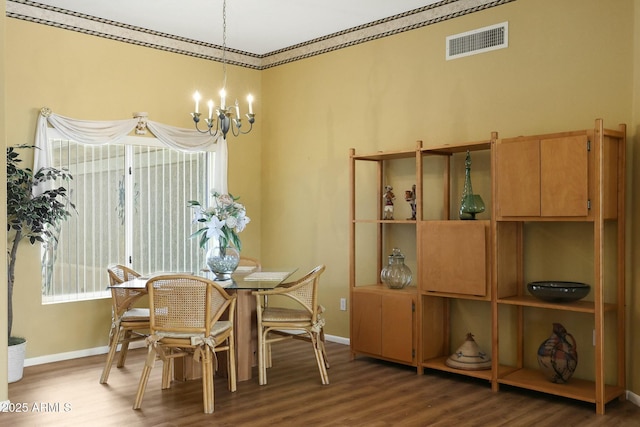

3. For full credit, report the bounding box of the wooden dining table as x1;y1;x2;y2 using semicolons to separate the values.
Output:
109;268;296;382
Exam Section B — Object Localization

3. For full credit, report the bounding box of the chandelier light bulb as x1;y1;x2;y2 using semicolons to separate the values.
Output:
219;89;227;109
247;94;254;114
207;100;214;120
193;91;201;114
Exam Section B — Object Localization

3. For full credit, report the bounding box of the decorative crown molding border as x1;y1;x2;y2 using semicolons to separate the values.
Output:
6;0;515;70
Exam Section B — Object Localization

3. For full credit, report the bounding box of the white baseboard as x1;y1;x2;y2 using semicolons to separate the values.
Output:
627;390;640;407
24;335;349;367
268;330;350;346
325;334;349;346
23;341;147;367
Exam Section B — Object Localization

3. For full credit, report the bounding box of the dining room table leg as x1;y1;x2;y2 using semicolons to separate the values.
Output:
234;289;258;382
178;289;258;382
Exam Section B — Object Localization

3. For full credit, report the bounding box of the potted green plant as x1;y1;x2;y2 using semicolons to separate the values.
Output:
6;145;75;382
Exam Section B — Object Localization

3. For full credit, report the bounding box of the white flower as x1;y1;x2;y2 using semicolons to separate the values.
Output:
205;216;225;240
235;212;250;232
192;207;205;223
225;216;238;229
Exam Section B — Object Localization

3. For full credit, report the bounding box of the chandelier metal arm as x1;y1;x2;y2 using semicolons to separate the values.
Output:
231;114;256;137
191;109;255;139
192;112;222;138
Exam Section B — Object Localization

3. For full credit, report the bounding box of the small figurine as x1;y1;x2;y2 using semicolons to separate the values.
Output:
383;185;395;220
405;184;416;220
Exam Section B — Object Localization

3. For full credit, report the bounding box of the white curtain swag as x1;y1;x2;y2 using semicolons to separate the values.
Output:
34;107;228;195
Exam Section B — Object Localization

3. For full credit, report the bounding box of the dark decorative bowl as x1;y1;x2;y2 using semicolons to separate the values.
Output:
527;281;591;303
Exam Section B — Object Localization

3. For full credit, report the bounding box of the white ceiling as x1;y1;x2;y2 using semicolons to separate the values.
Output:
32;0;442;55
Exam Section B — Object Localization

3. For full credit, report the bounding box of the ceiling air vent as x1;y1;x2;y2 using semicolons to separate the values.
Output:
446;22;508;60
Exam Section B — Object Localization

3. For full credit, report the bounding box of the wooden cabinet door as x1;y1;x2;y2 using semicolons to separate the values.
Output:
381;293;415;363
540;135;588;216
496;135;589;217
495;138;541;217
421;221;488;296
351;291;382;355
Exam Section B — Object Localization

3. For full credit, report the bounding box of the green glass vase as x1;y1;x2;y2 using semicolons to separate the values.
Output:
459;150;485;220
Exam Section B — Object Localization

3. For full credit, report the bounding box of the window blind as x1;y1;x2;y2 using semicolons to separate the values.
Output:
43;139;210;303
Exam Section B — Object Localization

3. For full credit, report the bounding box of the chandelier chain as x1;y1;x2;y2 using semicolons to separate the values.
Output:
222;0;227;89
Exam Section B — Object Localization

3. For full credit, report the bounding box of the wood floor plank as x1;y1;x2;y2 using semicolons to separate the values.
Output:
5;340;640;426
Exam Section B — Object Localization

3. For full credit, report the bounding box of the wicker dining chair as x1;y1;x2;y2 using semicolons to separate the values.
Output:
252;265;329;385
133;274;237;414
238;256;262;272
100;264;150;384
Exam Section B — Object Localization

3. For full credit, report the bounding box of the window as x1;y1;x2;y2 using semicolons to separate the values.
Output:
42;136;213;303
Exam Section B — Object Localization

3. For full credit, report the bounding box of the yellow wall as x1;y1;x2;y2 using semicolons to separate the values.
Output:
3;0;639;397
4;19;262;358
261;0;638;392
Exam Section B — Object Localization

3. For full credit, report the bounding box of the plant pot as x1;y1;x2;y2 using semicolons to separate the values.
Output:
8;338;27;383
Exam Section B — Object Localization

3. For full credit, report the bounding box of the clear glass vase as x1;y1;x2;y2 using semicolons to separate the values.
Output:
206;246;240;280
380;248;412;289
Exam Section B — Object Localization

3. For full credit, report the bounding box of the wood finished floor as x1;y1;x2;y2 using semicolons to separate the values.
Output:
5;340;640;426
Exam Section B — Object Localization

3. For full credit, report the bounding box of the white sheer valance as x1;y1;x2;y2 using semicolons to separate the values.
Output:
34;107;228;193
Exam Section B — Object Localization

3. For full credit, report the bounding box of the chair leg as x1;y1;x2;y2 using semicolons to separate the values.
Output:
133;346;156;410
257;328;267;385
161;352;172;390
99;326;121;384
266;341;272;368
310;333;330;385
201;347;214;414
227;333;237;392
319;328;330;369
117;329;133;368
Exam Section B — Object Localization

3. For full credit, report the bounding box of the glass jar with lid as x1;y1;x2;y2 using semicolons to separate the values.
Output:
380;248;412;289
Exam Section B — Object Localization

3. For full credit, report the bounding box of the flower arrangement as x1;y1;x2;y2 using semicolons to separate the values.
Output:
188;191;250;251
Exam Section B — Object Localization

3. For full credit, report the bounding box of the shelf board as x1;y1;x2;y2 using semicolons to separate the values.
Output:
496;216;594;222
497;295;619;313
498;367;625;404
421;291;490;302
423;140;492;155
352;149;417;161
422;356;492;381
353;219;416;224
353;284;418;295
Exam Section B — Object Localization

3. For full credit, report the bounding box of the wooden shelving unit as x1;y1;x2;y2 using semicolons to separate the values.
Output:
492;119;626;414
348;120;625;414
349;141;422;370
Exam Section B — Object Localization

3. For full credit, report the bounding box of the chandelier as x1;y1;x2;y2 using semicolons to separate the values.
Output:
191;0;255;139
